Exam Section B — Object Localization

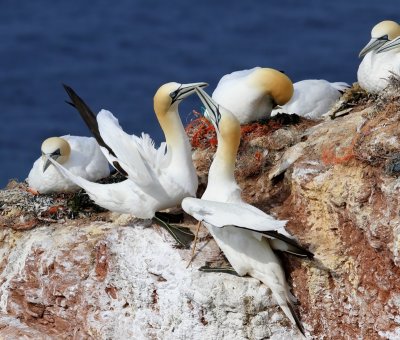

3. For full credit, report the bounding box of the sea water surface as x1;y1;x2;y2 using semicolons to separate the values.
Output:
0;1;399;187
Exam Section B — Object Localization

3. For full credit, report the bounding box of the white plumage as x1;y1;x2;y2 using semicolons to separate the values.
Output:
182;87;311;336
357;20;400;93
271;79;349;120
211;67;293;124
49;82;206;219
27;135;110;194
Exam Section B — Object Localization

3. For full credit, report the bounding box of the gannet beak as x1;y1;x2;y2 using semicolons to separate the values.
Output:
376;37;400;53
359;36;388;58
173;82;208;102
194;87;221;130
42;150;61;172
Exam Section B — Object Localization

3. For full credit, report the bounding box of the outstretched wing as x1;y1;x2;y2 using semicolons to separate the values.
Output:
97;110;157;186
182;197;287;232
63;84;128;176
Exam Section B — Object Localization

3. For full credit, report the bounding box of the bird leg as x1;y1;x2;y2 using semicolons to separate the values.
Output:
186;220;202;268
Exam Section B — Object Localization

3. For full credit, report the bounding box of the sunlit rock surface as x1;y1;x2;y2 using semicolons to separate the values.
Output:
1;79;400;339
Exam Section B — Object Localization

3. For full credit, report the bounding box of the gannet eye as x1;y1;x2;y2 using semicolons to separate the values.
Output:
170;90;178;99
378;35;389;41
53;149;61;156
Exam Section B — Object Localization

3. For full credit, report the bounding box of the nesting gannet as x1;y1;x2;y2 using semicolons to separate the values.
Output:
182;87;312;336
49;82;206;220
27;136;110;194
357;20;400;93
211;67;293;124
271;79;349;120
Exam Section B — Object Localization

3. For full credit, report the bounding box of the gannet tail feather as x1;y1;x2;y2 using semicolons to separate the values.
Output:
287;298;306;337
62;84;128;176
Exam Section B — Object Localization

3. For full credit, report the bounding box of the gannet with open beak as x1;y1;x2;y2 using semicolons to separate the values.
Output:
271;79;349;120
211;67;294;124
182;87;312;336
357;20;400;93
27;136;110;194
49;82;206;221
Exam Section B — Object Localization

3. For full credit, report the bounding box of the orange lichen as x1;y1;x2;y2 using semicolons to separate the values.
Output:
321;136;357;165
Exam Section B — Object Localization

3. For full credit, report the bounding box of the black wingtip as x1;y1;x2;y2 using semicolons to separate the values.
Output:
65;100;76;108
231;226;314;260
61;83;128;177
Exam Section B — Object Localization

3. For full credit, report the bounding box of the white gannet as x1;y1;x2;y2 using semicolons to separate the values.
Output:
182;87;312;336
211;67;294;124
27;135;110;194
49;82;206;222
271;79;349;120
357;20;400;93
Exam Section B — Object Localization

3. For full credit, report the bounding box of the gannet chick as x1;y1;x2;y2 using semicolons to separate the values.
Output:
211;67;294;124
182;87;312;336
271;79;349;120
49;82;207;220
28;136;110;194
357;20;400;93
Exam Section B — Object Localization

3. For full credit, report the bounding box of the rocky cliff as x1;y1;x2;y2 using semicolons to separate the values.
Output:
1;81;400;339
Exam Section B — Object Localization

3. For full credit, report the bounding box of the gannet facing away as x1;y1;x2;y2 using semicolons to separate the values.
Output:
27;136;110;194
50;82;206;221
211;67;294;124
182;87;312;336
271;79;349;120
357;20;400;93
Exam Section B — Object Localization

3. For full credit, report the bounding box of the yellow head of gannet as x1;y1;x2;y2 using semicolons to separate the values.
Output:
248;68;294;106
41;137;71;172
359;20;400;57
211;67;293;124
154;82;208;146
28;135;110;194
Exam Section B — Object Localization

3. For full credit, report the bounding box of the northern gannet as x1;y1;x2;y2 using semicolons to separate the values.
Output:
49;82;206;224
271;79;349;120
358;20;400;93
182;87;312;336
27;136;110;194
211;67;294;124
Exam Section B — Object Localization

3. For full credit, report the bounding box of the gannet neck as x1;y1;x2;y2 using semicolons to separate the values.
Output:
160;103;189;147
206;114;241;195
247;68;293;105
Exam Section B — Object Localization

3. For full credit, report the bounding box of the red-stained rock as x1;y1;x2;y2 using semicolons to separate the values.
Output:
1;81;400;339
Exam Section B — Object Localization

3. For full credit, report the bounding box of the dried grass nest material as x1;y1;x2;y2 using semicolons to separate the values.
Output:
0;172;125;230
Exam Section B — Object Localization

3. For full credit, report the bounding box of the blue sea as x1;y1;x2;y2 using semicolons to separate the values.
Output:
0;1;399;187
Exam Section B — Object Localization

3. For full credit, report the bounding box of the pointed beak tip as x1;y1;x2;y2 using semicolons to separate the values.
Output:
42;159;51;173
